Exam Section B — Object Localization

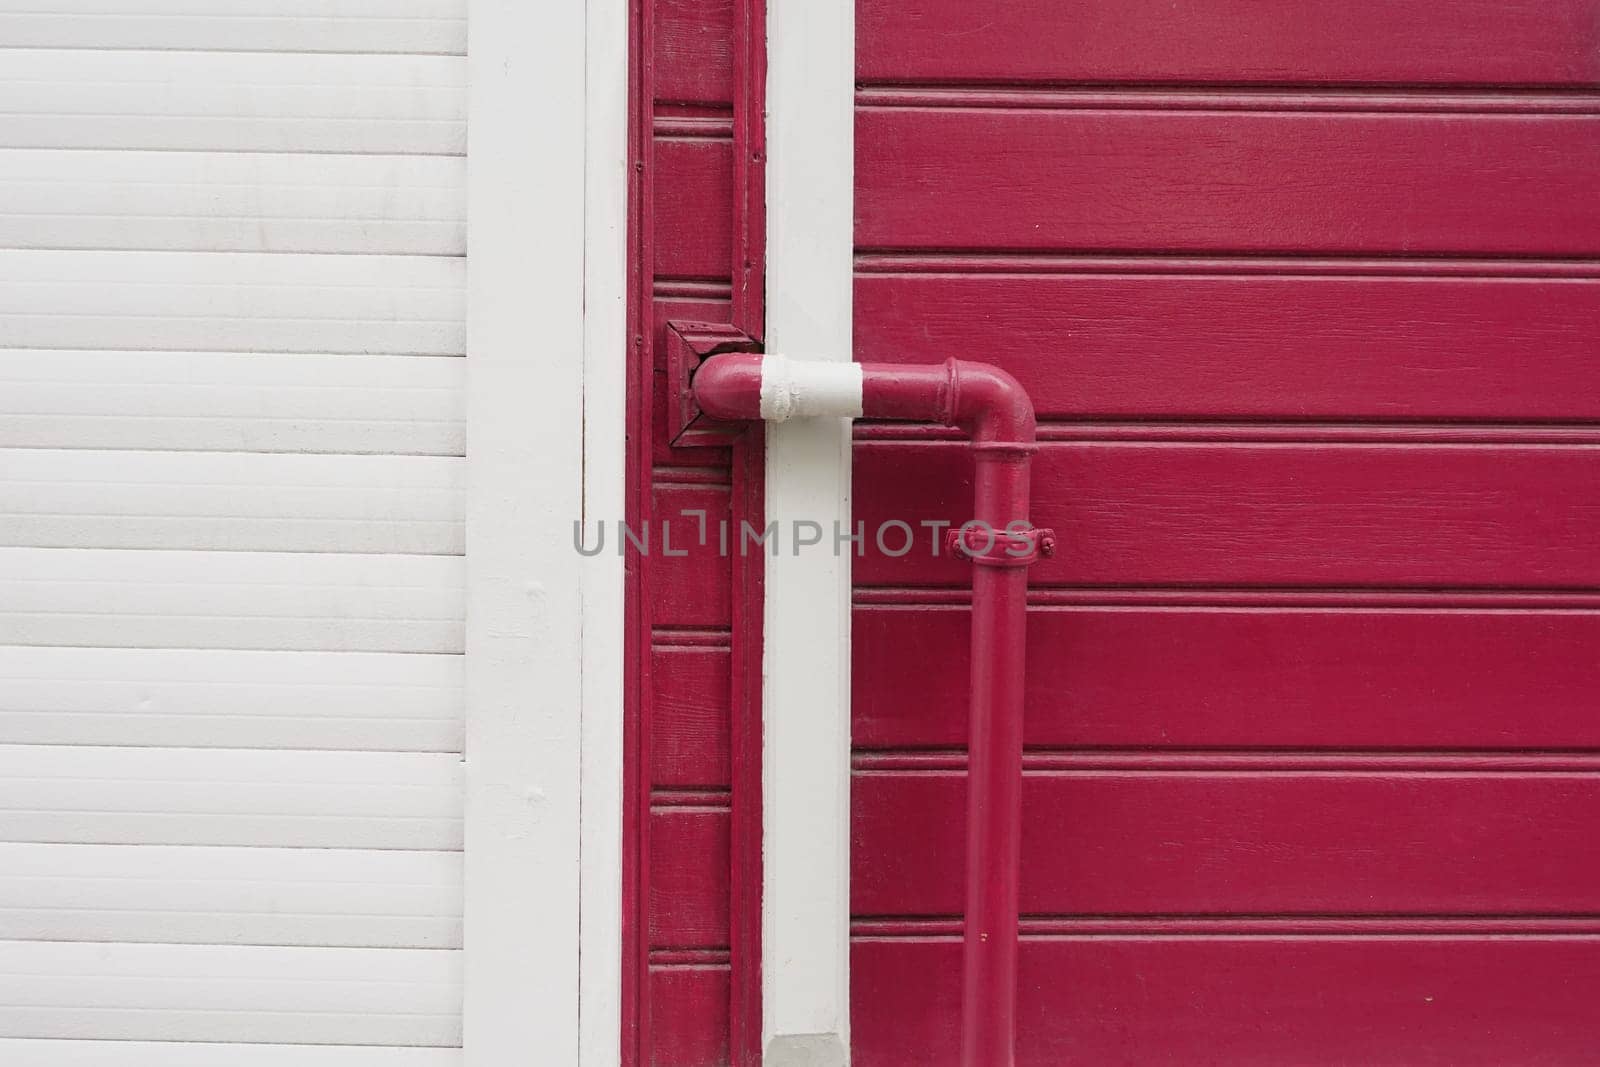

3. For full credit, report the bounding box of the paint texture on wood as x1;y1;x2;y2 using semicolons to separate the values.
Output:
655;138;736;279
857;110;1600;257
853;939;1600;1066
857;0;1600;87
855;606;1600;750
853;442;1600;589
855;272;1600;421
852;772;1600;916
655;0;734;105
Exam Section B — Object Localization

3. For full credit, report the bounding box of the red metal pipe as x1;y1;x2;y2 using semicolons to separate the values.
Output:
695;354;1047;1067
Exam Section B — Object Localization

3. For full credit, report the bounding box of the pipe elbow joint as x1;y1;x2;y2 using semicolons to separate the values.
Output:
947;359;1036;447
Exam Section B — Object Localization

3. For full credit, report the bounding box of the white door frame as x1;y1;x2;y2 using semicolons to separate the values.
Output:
463;0;627;1063
762;1;857;1063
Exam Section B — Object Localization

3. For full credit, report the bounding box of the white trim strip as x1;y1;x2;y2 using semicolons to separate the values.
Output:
464;0;623;1062
763;0;855;1063
578;0;630;1060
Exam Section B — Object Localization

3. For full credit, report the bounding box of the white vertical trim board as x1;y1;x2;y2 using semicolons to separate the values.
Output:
578;0;631;1062
463;0;626;1063
763;1;856;1064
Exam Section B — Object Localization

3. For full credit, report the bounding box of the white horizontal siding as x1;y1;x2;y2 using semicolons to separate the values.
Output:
0;50;465;154
0;251;465;355
0;548;464;652
0;0;466;55
0;843;461;947
0;941;461;1045
0;351;464;455
0;1;470;1053
0;647;462;751
1;450;465;554
0;745;462;849
0;150;464;254
0;1040;460;1067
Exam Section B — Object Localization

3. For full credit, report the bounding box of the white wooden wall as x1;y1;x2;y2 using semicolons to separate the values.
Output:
0;2;468;1062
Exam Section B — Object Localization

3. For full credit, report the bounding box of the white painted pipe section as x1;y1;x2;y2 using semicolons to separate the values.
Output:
759;354;865;422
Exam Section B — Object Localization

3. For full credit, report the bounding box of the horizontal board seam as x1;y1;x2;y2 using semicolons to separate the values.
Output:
853;750;1600;772
856;86;1600;114
852;916;1600;929
854;588;1600;608
652;116;734;139
653;282;736;300
854;252;1600;276
854;424;1600;445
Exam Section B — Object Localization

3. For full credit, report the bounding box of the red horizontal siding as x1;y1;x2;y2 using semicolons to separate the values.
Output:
853;938;1600;1066
854;273;1600;421
851;1;1598;1059
852;772;1600;916
854;606;1600;750
857;0;1600;88
853;441;1600;589
654;137;733;278
856;109;1600;256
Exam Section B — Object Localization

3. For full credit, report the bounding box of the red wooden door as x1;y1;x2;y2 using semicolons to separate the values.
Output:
851;3;1600;1063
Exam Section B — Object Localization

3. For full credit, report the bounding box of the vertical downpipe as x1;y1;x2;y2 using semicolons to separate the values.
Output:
962;444;1034;1067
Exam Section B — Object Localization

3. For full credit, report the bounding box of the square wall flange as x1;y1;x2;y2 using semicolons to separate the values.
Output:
665;320;762;447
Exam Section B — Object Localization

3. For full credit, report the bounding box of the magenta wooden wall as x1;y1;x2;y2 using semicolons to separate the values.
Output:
851;2;1600;1063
